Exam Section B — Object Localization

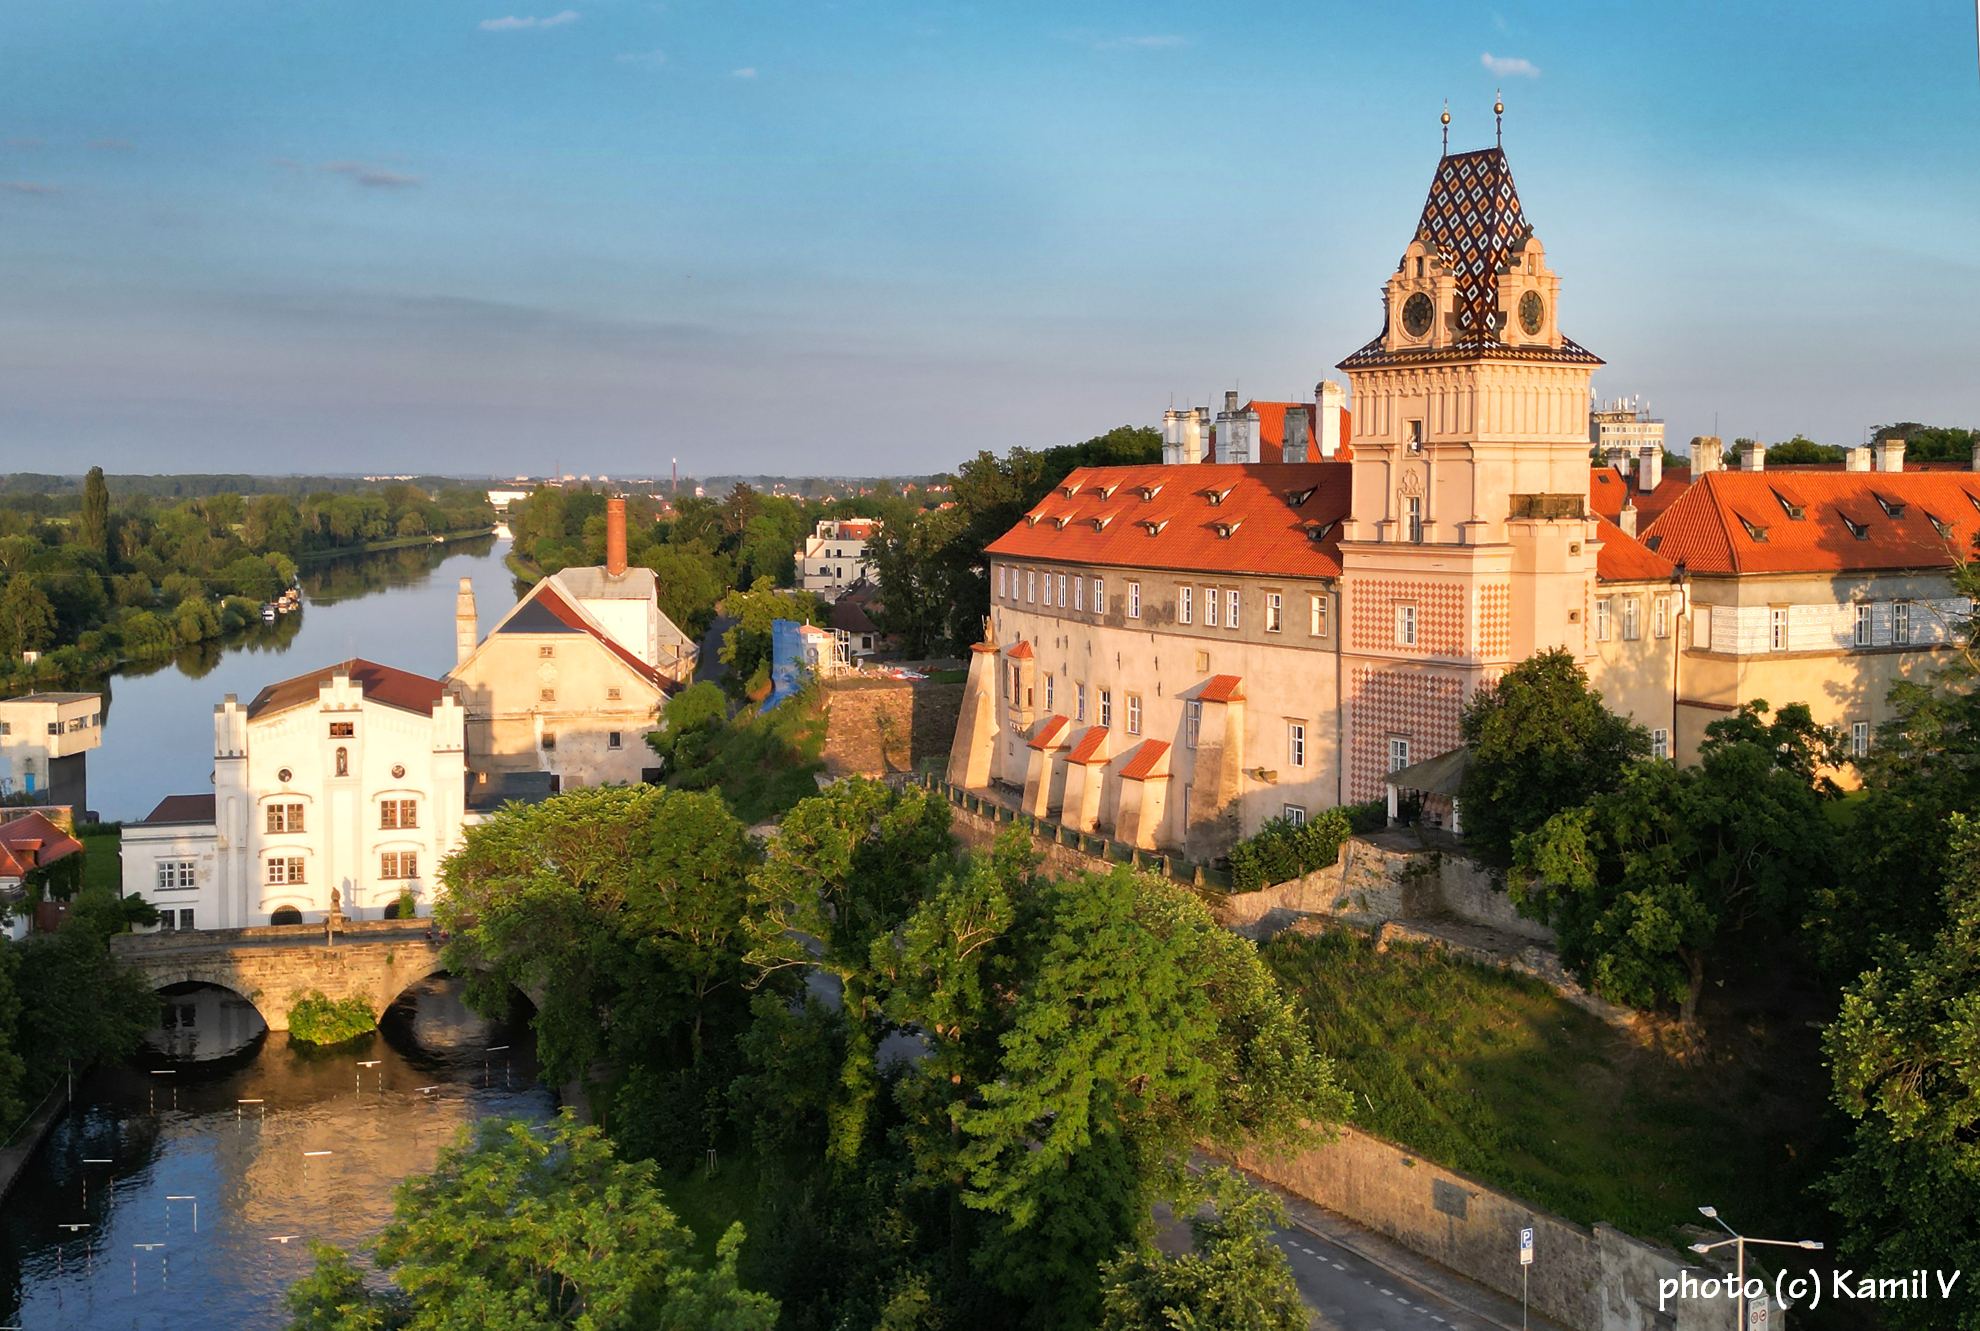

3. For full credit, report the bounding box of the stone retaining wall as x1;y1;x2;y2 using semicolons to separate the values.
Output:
1229;1126;1721;1331
822;678;963;777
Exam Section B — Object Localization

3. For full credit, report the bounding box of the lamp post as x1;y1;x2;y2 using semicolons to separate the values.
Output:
1689;1206;1823;1327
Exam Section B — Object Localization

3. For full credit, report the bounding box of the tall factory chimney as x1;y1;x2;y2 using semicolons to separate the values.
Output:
605;497;628;577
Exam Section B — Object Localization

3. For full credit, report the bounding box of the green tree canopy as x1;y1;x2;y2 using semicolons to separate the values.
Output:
1098;1170;1307;1331
1458;647;1649;865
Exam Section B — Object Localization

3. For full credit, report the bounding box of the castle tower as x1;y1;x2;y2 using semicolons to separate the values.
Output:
1333;129;1605;801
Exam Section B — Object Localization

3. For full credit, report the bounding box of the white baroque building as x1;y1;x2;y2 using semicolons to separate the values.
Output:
122;660;467;930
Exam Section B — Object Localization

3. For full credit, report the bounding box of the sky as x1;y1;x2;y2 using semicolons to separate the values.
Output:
1;0;1976;479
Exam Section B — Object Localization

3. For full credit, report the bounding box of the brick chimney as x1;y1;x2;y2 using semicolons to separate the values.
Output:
605;497;627;576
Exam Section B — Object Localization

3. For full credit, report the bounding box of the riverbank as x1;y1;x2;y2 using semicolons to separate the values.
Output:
296;526;496;565
504;548;544;585
0;1078;72;1207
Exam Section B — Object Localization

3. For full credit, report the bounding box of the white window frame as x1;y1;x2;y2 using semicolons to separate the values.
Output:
1395;604;1417;647
1180;586;1193;624
1406;495;1423;544
1205;588;1219;628
1651;728;1669;760
1622;597;1640;642
1044;675;1054;712
156;860;197;892
1388;736;1411;773
1126;693;1141;736
1075;683;1087;722
997;566;1008;599
1098;689;1112;729
1850;720;1870;757
1073;577;1084;612
1025;570;1035;603
1282;804;1307;827
1185;700;1202;748
1288;721;1306;768
1092;576;1104;612
1893;601;1911;646
1056;573;1067;608
266;856;305;886
1227;588;1240;629
1127;580;1141;619
1769;606;1789;652
1310;593;1327;637
1265;592;1283;633
1854;602;1873;648
1653;595;1669;639
1595;598;1611;642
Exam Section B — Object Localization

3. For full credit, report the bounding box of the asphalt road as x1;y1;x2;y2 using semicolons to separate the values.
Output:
1272;1220;1524;1331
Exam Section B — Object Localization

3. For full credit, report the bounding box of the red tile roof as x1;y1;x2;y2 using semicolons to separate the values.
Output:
0;811;84;879
140;794;217;825
1118;739;1171;782
1593;514;1676;584
988;463;1353;578
1005;641;1035;660
529;585;672;689
1641;470;1980;575
1198;674;1245;703
1067;726;1109;764
1588;465;1692;527
247;659;449;721
1027;715;1070;750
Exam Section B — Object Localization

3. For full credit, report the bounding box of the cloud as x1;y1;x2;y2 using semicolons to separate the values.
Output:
730;66;757;78
323;161;422;189
1481;51;1540;78
89;138;134;151
478;10;579;30
615;48;667;67
1095;34;1187;50
2;180;59;195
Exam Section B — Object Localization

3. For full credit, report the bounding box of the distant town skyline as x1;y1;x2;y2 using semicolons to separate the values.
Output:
2;0;1975;476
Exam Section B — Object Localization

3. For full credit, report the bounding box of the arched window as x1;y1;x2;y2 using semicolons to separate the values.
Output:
382;898;403;920
335;746;349;778
271;906;303;926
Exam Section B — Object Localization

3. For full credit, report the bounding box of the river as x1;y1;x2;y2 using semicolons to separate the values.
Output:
0;976;552;1329
73;536;523;823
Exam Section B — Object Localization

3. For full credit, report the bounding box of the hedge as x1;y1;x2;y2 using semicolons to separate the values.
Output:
1227;808;1352;893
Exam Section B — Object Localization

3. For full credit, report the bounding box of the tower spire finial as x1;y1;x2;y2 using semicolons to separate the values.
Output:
1494;89;1505;147
1440;100;1450;155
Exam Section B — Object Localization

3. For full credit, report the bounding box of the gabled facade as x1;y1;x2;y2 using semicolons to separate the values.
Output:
447;498;691;791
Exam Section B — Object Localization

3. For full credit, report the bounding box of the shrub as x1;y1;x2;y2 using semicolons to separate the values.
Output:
287;990;377;1046
1343;799;1387;835
1227;809;1352;892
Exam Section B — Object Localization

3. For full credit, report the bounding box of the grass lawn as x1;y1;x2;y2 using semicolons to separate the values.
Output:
77;825;122;895
661;1151;765;1263
1262;929;1830;1248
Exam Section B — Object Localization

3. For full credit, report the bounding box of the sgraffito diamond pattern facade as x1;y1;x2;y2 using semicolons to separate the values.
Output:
1419;148;1529;344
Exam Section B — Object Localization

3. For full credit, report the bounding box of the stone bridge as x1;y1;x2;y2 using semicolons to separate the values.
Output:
110;920;451;1032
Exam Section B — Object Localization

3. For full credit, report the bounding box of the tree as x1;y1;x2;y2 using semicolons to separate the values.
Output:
1098;1170;1307;1331
10;891;160;1089
79;465;111;563
0;574;58;656
0;940;25;1129
285;1114;778;1331
1458;648;1649;865
718;577;820;698
1822;814;1980;1329
1513;702;1836;1025
1873;421;1980;463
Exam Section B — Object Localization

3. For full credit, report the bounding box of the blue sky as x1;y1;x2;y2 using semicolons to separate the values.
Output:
1;0;1975;478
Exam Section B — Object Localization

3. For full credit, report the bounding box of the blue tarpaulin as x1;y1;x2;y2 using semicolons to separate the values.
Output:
760;618;806;712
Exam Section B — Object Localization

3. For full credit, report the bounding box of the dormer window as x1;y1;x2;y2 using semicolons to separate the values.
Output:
1736;514;1769;542
1090;515;1113;532
1024;513;1041;527
1927;512;1953;540
1052;516;1071;530
1061;482;1080;499
1137;484;1163;502
1874;492;1905;518
1095;483;1118;500
1840;513;1870;541
1303;520;1336;542
1213;520;1243;539
1966;489;1980;515
1140;519;1168;537
1286;486;1317;507
1770;488;1806;520
1203;486;1233;507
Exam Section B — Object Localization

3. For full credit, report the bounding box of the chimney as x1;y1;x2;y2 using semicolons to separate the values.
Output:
1971;439;1980;472
1617;497;1638;538
1281;406;1311;463
1637;443;1662;493
1739;440;1766;472
1846;445;1872;472
605;497;628;576
1316;380;1346;458
1690;436;1723;475
1162;408;1185;464
1872;438;1905;473
455;576;478;667
1180;407;1208;465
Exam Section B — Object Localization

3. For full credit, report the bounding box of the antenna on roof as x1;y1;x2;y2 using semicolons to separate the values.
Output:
1440;100;1451;155
1494;90;1505;148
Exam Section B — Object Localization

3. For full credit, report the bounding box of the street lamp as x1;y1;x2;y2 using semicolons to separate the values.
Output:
1689;1207;1823;1326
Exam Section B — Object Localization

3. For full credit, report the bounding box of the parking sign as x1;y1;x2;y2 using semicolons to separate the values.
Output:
1519;1227;1534;1267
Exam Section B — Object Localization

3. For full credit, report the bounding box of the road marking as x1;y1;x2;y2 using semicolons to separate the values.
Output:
1331;1261;1346;1270
1380;1287;1396;1297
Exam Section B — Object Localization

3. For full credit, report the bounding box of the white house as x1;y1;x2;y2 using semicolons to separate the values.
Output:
0;691;102;808
122;660;468;930
797;518;881;596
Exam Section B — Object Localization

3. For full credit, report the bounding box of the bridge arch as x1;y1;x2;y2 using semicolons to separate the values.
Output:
111;928;450;1033
147;971;270;1029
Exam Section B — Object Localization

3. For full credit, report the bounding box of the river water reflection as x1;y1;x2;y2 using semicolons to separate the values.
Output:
68;534;521;822
0;975;552;1329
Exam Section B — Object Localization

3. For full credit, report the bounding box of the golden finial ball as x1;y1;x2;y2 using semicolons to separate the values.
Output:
1441;108;1451;126
1495;98;1505;115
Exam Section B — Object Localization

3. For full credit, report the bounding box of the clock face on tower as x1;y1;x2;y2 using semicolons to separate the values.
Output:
1518;290;1545;337
1402;293;1434;339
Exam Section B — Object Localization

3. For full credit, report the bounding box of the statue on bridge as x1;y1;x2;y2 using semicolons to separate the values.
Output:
326;885;346;941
